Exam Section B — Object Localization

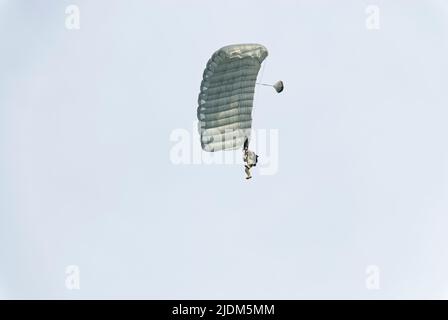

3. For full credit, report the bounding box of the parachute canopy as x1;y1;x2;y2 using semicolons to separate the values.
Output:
197;44;268;152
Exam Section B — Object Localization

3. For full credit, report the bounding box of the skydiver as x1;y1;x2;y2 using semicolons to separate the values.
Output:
243;139;258;180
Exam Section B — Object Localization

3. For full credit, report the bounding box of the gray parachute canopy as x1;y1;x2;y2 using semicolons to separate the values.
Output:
197;44;268;152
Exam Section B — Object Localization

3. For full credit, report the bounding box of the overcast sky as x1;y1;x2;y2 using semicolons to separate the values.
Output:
1;0;448;299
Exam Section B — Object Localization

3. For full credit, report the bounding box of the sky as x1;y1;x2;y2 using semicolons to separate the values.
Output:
1;0;448;299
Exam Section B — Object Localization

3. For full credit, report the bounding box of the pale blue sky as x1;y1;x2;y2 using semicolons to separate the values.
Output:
1;0;448;298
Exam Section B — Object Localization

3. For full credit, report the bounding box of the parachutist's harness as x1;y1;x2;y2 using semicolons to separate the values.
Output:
243;149;258;179
244;150;258;167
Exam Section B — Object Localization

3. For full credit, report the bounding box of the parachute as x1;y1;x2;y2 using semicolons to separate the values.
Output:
197;44;282;152
273;80;284;93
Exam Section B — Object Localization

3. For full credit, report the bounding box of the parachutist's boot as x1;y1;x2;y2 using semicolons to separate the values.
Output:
245;166;252;179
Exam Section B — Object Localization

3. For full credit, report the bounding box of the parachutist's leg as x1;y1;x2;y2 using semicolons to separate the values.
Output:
245;165;252;179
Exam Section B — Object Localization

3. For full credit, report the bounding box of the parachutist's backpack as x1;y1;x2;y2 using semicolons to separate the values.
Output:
246;151;257;166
